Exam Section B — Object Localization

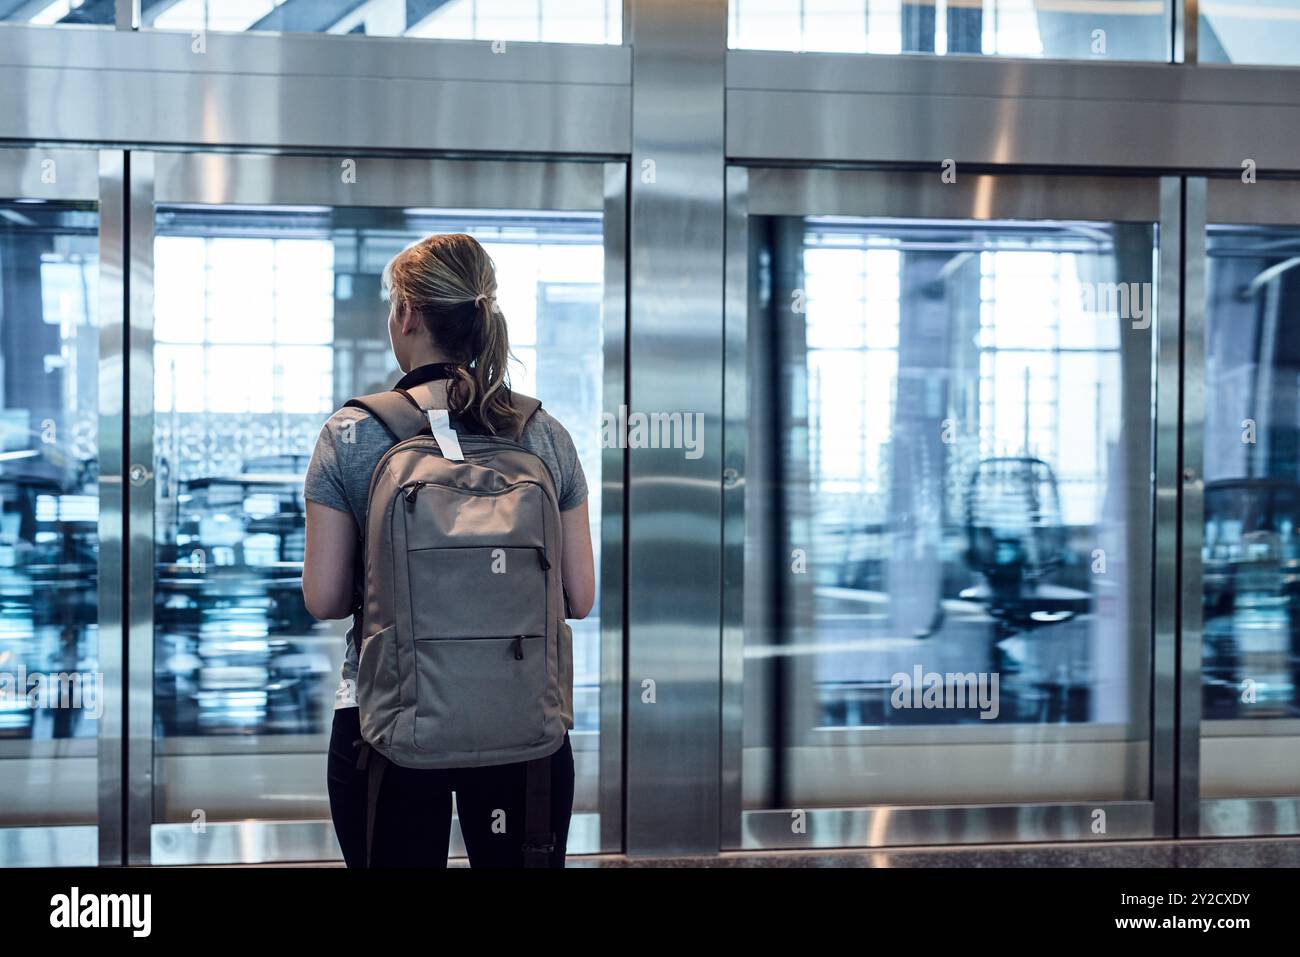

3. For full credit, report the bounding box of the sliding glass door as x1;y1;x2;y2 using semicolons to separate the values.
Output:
723;168;1180;847
0;148;111;866
131;152;626;864
1194;178;1300;837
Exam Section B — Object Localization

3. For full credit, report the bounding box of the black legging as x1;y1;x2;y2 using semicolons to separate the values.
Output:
327;706;575;868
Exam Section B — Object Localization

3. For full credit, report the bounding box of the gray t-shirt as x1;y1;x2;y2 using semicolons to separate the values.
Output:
303;383;588;709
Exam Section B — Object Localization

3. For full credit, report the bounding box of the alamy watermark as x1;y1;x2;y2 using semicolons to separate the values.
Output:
1079;281;1152;330
601;404;704;460
891;665;1000;720
0;667;104;719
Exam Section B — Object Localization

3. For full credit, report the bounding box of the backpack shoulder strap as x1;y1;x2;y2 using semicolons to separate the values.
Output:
349;387;540;444
344;389;431;443
507;392;542;442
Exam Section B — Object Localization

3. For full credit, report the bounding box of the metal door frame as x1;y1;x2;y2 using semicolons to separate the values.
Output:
722;165;1183;849
1191;177;1300;838
0;146;119;867
129;150;627;865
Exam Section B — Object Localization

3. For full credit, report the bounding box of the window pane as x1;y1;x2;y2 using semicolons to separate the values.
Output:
151;205;607;842
1201;223;1300;800
144;0;622;44
745;213;1157;809
1201;0;1300;66
0;201;101;834
2;1;113;26
729;0;1168;61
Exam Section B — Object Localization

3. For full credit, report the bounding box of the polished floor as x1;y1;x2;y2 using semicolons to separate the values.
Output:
268;837;1300;868
556;838;1300;868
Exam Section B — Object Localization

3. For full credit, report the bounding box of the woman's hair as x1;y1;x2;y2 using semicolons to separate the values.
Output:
381;233;519;436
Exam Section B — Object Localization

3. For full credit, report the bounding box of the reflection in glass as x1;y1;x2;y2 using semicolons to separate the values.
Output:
0;201;100;828
1201;0;1300;66
0;2;113;26
1201;224;1300;799
728;0;1167;60
151;206;603;824
745;216;1155;808
141;0;622;43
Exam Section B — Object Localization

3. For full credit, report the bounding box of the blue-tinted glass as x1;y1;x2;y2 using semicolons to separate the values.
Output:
1201;223;1300;800
745;215;1158;808
151;205;605;827
1201;0;1300;66
1;0;114;26
0;201;100;830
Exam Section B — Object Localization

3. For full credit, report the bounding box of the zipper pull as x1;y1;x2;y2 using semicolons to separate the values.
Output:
404;482;422;505
535;547;551;570
513;636;524;660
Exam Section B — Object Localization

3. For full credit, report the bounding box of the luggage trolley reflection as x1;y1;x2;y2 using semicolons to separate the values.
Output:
154;458;331;737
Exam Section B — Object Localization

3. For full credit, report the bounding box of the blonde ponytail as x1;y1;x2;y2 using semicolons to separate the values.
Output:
381;233;521;436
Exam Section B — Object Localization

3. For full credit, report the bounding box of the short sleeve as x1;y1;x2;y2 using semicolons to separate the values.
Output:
304;413;352;515
548;417;589;512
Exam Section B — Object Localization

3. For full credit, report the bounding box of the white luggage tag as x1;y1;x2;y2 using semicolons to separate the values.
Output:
426;409;465;461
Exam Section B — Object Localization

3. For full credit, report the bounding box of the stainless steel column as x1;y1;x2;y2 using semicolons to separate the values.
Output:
1152;177;1184;837
625;0;727;856
1180;178;1207;835
97;150;127;867
601;160;629;853
126;151;156;864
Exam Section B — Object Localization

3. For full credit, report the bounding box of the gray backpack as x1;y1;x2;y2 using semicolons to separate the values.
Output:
344;385;570;866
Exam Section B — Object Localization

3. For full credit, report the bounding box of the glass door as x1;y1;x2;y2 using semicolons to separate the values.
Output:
723;168;1180;848
1195;178;1300;836
131;152;625;864
0;148;111;866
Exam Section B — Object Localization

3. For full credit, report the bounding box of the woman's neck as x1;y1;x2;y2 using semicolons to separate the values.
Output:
403;342;454;371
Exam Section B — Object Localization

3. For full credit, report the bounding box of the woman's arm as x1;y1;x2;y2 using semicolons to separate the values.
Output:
560;500;596;619
302;500;359;620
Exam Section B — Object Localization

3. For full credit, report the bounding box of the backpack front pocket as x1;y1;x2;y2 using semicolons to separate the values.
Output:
413;634;548;754
406;545;548;639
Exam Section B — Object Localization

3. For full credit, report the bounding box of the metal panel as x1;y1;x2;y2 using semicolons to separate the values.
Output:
0;827;98;867
741;802;1155;849
0;147;100;200
720;165;748;850
727;53;1300;173
0;28;629;155
149;813;602;865
725;50;1300;105
599;161;627;853
748;168;1161;222
153;153;606;210
126;150;156;865
1;22;629;85
1153;177;1185;838
1181;179;1207;836
96;149;126;867
1206;178;1300;225
624;0;726;857
1200;798;1300;837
